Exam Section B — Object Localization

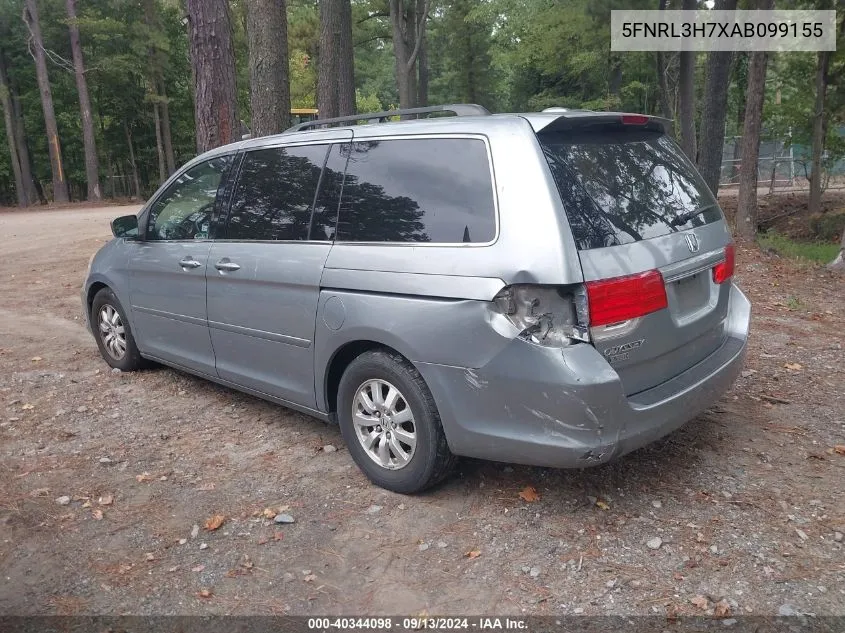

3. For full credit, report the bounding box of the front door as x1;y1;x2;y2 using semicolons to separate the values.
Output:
128;155;232;375
206;140;348;407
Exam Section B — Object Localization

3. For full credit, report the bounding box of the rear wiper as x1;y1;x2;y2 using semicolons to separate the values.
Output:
669;203;716;228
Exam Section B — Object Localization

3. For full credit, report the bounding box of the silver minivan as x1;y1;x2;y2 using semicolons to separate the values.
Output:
83;105;750;493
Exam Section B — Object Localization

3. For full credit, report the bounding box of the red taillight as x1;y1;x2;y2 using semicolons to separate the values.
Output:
585;270;668;327
713;243;735;284
621;114;649;125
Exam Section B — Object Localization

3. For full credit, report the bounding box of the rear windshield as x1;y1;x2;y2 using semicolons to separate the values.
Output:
539;128;722;250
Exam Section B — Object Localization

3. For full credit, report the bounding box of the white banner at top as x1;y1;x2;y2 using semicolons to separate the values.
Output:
611;10;837;52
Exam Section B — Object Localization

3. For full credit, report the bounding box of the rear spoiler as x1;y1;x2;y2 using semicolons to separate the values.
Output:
525;112;673;135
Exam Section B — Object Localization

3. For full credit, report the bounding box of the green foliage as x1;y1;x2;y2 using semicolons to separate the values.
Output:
356;90;382;113
0;0;841;207
759;231;841;263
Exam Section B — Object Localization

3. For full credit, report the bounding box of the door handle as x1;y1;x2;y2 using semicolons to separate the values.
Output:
215;260;241;272
179;257;202;269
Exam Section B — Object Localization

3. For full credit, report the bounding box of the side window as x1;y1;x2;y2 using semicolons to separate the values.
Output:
147;155;231;241
226;144;329;241
336;138;496;243
309;143;348;240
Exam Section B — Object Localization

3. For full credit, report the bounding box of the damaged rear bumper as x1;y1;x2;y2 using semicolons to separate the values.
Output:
417;284;750;468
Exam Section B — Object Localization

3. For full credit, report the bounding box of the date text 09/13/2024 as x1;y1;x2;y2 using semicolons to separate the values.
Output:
307;617;528;631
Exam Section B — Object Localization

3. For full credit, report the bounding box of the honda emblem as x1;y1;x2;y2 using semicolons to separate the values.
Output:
684;232;700;253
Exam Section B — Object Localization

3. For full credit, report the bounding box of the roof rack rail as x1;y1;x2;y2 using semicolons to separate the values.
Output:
284;103;491;133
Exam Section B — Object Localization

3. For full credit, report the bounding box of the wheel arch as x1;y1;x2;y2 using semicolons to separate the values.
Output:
86;281;110;319
322;340;412;418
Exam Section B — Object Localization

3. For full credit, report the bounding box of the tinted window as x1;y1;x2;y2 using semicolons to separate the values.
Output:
227;144;329;241
309;143;348;240
336;138;495;243
147;155;231;241
539;129;722;250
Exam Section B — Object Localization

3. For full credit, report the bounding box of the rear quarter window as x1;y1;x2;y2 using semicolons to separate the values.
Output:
336;138;496;244
539;128;722;250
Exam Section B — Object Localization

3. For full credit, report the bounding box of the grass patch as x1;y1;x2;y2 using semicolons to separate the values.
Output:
758;231;840;264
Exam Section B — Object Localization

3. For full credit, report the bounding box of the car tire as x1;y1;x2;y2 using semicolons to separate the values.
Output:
337;349;456;494
91;287;146;372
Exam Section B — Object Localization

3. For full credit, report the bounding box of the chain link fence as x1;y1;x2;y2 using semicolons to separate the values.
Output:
720;136;845;192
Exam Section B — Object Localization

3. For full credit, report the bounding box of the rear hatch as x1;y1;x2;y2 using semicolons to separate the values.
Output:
537;117;735;396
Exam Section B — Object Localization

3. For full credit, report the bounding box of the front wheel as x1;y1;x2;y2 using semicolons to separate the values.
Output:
337;350;456;494
91;287;145;371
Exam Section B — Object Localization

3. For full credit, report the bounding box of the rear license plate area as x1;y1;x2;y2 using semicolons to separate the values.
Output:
669;272;709;316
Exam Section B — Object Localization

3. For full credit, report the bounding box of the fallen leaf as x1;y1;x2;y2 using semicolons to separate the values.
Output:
135;472;152;482
192;565;205;572
303;574;316;582
196;589;213;599
464;549;482;559
273;531;284;541
31;356;42;362
518;486;539;502
261;508;276;519
595;499;610;511
98;494;114;506
204;514;225;531
834;445;845;456
783;362;803;371
690;595;710;610
714;599;731;617
672;572;684;581
21;403;34;410
92;509;104;520
145;553;155;561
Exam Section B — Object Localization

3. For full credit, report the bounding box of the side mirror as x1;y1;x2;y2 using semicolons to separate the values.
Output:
111;214;139;239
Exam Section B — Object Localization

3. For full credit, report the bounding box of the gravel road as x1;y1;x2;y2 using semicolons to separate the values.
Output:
1;205;843;617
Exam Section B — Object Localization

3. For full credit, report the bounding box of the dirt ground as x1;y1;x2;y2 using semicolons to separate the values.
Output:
0;205;843;618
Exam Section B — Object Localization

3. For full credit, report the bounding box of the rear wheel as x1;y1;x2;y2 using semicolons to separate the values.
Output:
337;350;456;493
91;287;145;371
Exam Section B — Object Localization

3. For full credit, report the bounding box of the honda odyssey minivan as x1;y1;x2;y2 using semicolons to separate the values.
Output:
83;104;750;493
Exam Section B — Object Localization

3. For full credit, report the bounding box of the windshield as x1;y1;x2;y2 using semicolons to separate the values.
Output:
539;128;722;250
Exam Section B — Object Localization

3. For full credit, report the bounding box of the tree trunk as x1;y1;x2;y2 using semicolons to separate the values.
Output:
159;81;176;174
186;0;239;153
23;0;69;203
609;55;623;97
246;0;291;136
731;53;748;183
13;98;41;204
125;122;141;200
0;47;28;207
677;0;697;160
736;0;774;241
106;154;114;198
336;0;356;116
655;0;674;127
317;0;339;118
416;0;428;107
389;0;429;110
697;0;738;196
808;49;830;215
152;98;167;184
66;0;101;202
142;0;176;174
